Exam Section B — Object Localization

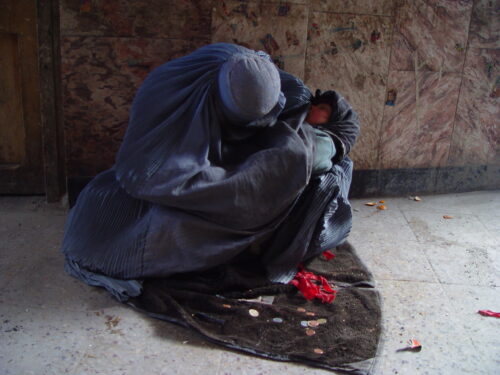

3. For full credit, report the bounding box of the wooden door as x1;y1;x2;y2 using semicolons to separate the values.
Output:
0;0;44;194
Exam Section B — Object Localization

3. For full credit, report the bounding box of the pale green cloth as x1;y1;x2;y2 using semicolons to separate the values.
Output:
312;127;336;174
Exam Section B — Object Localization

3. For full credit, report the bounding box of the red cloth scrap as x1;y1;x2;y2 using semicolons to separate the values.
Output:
478;310;500;318
322;250;335;260
290;267;337;304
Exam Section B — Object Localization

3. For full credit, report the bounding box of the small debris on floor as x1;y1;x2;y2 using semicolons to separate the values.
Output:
300;320;309;327
297;307;306;313
478;310;500;318
307;320;320;328
306;311;316;316
272;317;284;323
222;304;232;308
105;315;121;329
317;318;327;324
379;200;385;203
408;196;422;201
377;205;387;210
443;215;454;219
397;338;422;352
313;348;324;354
365;202;377;206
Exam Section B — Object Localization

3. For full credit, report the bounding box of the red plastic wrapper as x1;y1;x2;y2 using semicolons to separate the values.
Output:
290;267;337;304
478;310;500;318
322;250;335;260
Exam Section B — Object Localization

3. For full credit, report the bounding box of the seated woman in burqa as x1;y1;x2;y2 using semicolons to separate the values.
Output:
61;43;360;301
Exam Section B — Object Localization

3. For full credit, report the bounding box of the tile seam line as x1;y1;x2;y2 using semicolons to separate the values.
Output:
434;279;482;348
397;205;446;284
61;35;212;41
312;10;393;18
398;203;421;243
446;1;475;166
376;1;401;171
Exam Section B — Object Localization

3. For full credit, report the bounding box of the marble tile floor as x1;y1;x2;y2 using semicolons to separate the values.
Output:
0;191;498;375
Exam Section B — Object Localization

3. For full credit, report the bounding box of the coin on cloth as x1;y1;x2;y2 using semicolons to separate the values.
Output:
305;329;316;336
248;309;259;317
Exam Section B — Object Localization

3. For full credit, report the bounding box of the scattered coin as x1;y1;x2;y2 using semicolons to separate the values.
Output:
222;304;232;308
313;348;324;355
306;312;316;316
272;317;283;323
300;320;309;327
305;328;316;336
297;307;306;313
248;309;259;317
308;320;319;328
317;318;327;324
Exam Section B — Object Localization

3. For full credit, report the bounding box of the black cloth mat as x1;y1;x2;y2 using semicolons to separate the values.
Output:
127;242;381;374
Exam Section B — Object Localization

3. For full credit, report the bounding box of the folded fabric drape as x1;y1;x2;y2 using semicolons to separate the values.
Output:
61;43;358;288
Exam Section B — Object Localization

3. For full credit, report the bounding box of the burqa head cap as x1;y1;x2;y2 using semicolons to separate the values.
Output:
218;52;281;123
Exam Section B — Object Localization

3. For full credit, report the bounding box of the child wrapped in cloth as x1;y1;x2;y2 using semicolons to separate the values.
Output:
61;43;360;300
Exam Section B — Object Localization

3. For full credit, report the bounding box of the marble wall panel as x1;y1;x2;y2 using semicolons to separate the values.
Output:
391;0;473;72
380;71;462;168
211;1;309;79
311;0;397;16
468;0;500;48
60;0;212;39
61;37;206;176
304;12;393;169
448;48;500;166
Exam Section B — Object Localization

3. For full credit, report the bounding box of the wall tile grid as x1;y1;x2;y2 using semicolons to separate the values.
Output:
304;9;394;169
61;0;500;176
448;0;500;166
380;0;474;169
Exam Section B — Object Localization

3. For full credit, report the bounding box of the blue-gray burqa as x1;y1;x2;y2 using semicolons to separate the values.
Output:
62;43;360;300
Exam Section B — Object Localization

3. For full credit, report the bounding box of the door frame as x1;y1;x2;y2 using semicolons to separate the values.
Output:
38;0;66;202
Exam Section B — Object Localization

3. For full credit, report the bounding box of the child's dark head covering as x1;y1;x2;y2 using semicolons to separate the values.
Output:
309;89;360;163
311;89;338;108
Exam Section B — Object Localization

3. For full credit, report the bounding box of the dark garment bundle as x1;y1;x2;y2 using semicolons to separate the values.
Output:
61;43;361;298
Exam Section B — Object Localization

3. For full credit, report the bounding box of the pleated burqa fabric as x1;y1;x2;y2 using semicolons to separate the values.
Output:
61;43;358;293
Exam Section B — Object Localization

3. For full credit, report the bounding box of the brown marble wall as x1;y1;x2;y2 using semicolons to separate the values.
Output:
60;0;500;176
59;0;211;176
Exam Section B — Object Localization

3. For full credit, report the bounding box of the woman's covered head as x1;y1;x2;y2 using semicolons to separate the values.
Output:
218;52;281;124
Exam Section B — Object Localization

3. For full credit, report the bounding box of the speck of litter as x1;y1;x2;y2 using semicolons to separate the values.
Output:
308;320;320;328
300;320;309;327
272;317;283;323
314;348;324;354
306;312;316;316
248;309;259;317
297;307;306;313
317;318;327;324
